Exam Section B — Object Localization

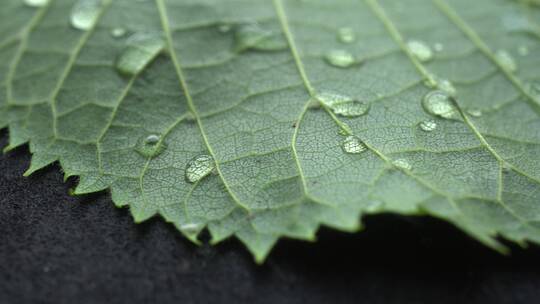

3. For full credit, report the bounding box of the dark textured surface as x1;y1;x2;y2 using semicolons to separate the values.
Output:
1;130;540;304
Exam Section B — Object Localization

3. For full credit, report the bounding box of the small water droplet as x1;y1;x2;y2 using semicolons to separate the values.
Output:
115;32;164;75
180;223;202;233
518;45;529;56
393;158;412;170
342;136;367;154
433;43;444;52
234;23;286;52
70;0;102;31
338;123;353;136
407;40;433;62
185;154;215;183
467;108;482;117
136;134;166;158
438;79;456;96
324;49;357;68
111;27;127;38
419;120;437;132
218;23;232;33
495;50;517;72
337;27;356;44
24;0;48;7
315;91;370;117
422;90;457;119
365;200;384;212
526;81;540;96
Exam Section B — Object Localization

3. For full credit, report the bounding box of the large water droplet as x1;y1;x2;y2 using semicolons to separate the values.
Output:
185;154;215;183
136;134;166;158
115;32;164;75
342;136;367;154
337;27;356;44
422;90;457;119
24;0;48;7
70;0;102;31
234;23;286;52
419;119;437;132
315;92;370;118
393;158;412;170
407;40;433;62
111;27;127;38
495;50;517;72
325;49;357;68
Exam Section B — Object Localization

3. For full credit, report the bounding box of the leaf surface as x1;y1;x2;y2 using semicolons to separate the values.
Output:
2;0;540;261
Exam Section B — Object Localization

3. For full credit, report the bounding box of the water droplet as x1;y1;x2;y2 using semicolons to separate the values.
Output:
324;49;357;68
218;23;232;33
234;23;286;52
495;50;517;72
518;45;529;56
111;27;127;38
419;120;437;132
407;40;433;62
70;0;102;31
422;90;457;119
342;136;367;154
438;79;456;96
433;43;444;52
136;134;166;158
315;92;370;117
24;0;48;7
337;27;356;44
467;108;482;117
338;123;353;136
365;200;384;213
185;154;215;183
180;223;202;233
393;158;412;170
115;32;164;75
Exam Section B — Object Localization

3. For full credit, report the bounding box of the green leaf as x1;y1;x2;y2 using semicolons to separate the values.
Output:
2;0;540;262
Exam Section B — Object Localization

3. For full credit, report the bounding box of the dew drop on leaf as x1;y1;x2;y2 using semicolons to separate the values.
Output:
393;158;412;170
518;45;529;56
342;136;367;154
422;90;456;119
136;134;166;158
433;43;444;52
315;91;370;117
407;40;433;62
365;200;384;213
495;49;517;72
115;32;164;75
234;23;287;52
24;0;48;7
180;223;202;233
185;154;215;183
218;23;232;33
111;27;127;38
70;0;102;31
467;108;482;117
438;79;456;96
324;49;356;68
337;27;356;44
419;120;437;132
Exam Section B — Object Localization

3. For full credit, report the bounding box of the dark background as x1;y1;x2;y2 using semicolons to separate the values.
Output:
1;130;540;304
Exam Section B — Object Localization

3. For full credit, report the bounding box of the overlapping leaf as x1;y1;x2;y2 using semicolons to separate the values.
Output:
1;0;540;262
